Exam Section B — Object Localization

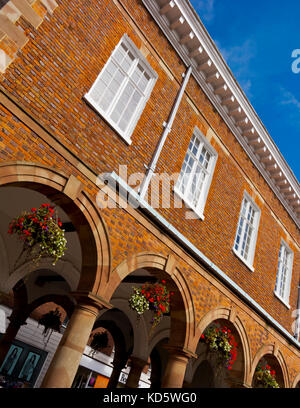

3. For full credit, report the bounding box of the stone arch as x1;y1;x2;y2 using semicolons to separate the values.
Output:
250;344;289;388
101;252;196;350
27;293;75;319
148;328;170;355
4;258;80;294
193;307;251;386
292;372;300;388
0;161;111;294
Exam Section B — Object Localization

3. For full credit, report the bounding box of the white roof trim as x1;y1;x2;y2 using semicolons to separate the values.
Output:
142;0;300;228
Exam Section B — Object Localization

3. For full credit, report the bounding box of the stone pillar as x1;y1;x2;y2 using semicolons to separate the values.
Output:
125;356;148;388
0;309;27;367
161;346;196;388
107;355;128;388
41;292;111;388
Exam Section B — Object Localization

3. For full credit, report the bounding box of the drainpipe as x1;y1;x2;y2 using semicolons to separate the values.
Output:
139;65;192;199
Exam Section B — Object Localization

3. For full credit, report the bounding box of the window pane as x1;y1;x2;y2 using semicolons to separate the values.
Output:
132;64;143;84
119;91;142;131
275;244;292;301
114;44;127;63
99;87;115;111
122;51;135;72
234;195;259;264
176;132;215;212
138;72;150;92
110;82;135;123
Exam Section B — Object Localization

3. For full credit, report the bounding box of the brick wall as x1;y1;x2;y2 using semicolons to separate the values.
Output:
0;0;298;330
0;0;299;385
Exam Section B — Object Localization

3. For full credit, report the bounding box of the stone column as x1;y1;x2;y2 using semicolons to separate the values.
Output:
107;355;128;388
0;309;28;367
125;356;148;388
161;346;196;388
41;292;111;388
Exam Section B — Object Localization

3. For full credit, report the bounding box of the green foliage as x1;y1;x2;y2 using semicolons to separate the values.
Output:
129;281;173;327
255;364;280;388
8;203;67;265
201;325;237;369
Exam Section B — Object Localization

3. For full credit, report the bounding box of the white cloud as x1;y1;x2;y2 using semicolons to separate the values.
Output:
217;40;255;71
196;0;215;23
215;39;256;97
280;88;300;111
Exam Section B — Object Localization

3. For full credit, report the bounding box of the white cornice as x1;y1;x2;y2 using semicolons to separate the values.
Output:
142;0;300;228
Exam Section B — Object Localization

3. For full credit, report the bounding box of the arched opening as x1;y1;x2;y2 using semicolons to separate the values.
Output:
0;293;72;389
188;318;246;388
95;252;195;388
186;360;215;388
0;164;111;388
251;354;285;388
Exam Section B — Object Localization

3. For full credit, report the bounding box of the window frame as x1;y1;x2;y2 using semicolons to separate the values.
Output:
232;191;261;272
84;34;158;144
274;239;294;308
174;127;218;220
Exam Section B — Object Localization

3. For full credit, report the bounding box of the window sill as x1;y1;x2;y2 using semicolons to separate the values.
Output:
232;247;255;272
273;292;291;309
173;187;205;221
84;95;133;145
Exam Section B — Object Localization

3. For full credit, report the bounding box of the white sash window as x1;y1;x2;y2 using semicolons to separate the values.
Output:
85;35;157;144
275;241;293;306
175;129;217;219
233;192;260;271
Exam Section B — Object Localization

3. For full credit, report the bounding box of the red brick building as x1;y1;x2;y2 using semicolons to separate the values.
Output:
0;0;299;388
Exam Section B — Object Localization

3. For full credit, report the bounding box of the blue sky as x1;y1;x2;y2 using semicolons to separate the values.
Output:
190;0;300;181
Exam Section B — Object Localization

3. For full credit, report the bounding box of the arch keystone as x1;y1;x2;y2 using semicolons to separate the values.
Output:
63;175;83;200
165;254;176;275
229;306;237;324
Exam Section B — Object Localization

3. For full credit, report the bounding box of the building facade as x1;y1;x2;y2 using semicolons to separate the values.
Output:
0;0;299;388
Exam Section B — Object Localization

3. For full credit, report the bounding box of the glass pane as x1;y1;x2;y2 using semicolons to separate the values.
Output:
99;87;115;111
105;60;117;77
110;82;134;123
119;91;142;131
122;51;135;72
89;79;106;104
114;44;127;63
192;138;200;156
138;72;150;92
132;64;143;84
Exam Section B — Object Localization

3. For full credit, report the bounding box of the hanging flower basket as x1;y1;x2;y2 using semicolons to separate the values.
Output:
129;280;173;328
8;203;67;266
90;332;109;353
38;308;62;336
200;325;237;370
254;364;279;388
